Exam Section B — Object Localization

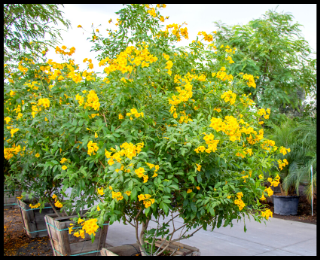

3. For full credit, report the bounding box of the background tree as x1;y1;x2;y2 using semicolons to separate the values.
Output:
4;4;71;64
211;8;316;123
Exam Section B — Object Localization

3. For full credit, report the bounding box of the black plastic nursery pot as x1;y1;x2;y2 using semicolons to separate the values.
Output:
273;195;300;215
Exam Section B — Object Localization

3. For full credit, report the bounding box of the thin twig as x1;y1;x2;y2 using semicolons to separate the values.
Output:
167;223;187;237
124;216;136;228
102;113;108;127
154;238;169;256
48;200;61;217
170;247;179;256
98;160;106;169
165;212;180;225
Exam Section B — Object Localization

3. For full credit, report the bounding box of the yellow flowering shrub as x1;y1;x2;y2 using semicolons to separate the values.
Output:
4;4;292;255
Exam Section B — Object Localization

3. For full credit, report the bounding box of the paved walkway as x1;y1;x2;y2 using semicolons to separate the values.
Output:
105;215;316;256
62;188;316;255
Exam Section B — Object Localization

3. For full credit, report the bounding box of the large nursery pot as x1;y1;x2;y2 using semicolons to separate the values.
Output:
45;212;109;256
4;188;21;209
100;240;200;256
18;199;57;238
273;195;300;215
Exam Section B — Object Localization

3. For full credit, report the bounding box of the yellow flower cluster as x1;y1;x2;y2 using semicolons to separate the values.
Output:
261;140;276;152
279;146;290;156
55;46;76;56
242;73;256;88
165;23;189;41
105;142;144;166
257;108;270;119
60;158;68;164
75;93;84;106
264;187;273;197
225;45;236;54
82;218;99;236
196;164;201;171
104;45;157;75
4;144;22;160
234;192;245;211
127;108;144;120
37;98;50;109
221;90;236;105
240;94;254;108
278;159;289;170
138;194;155;208
112;191;124;201
210;116;243;142
83;90;100;111
246;129;264;145
213;67;234;82
24;81;40;90
29;203;41;209
10;128;19;137
147;7;156;17
236;148;252;158
18;62;28;75
83;58;94;70
97;187;104;196
225;56;234;64
4;116;11;124
87;140;99;156
52;194;63;208
194;133;220;154
261;209;273;220
165;60;173;75
169;78;194;120
198;31;213;42
267;174;281;188
72;218;99;238
146;162;160;177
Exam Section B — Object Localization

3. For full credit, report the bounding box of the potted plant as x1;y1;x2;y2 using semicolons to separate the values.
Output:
267;117;316;215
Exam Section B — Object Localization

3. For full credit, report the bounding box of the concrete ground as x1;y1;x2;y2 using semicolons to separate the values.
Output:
60;188;316;256
106;215;316;256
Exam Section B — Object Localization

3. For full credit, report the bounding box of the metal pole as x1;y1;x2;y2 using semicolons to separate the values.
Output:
311;165;313;216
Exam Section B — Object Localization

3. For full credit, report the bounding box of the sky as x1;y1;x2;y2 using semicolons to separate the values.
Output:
45;4;316;73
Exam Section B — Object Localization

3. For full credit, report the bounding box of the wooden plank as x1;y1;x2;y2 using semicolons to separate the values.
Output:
18;200;37;238
154;240;186;256
69;239;100;255
45;215;58;256
171;240;200;252
52;238;63;256
153;239;200;256
104;243;140;256
27;208;37;238
45;215;59;242
55;220;71;256
101;248;119;256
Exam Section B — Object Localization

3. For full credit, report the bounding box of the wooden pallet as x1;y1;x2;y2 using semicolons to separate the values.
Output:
18;199;56;238
101;240;200;256
4;190;21;209
45;212;109;256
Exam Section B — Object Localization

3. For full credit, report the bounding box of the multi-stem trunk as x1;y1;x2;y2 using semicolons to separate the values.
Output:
137;218;150;256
